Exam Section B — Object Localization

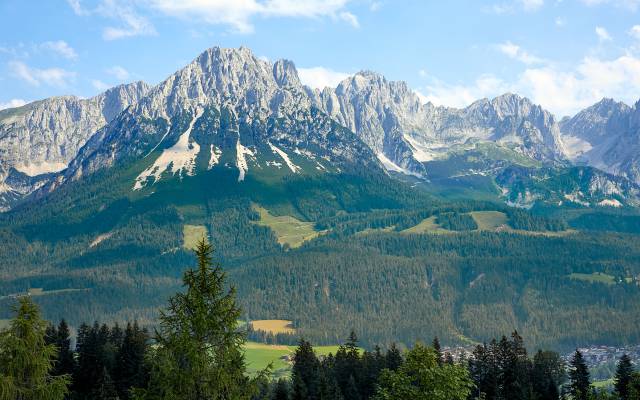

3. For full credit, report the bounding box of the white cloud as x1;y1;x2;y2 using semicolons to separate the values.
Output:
92;79;111;91
629;25;640;39
595;26;612;42
418;69;427;78
497;41;545;64
41;41;78;60
106;65;130;80
298;66;351;89
488;0;544;14
143;0;358;33
520;0;544;11
580;0;640;10
339;11;359;28
8;61;76;87
0;99;28;111
424;74;511;108
555;17;566;27
67;0;89;15
422;53;640;117
100;0;156;40
370;1;382;11
67;0;156;40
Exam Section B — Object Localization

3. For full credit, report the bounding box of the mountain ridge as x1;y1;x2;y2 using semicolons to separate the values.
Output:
2;45;640;210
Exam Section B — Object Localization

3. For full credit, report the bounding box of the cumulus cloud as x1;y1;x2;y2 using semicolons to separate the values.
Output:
41;40;78;60
8;61;76;87
580;0;640;10
67;0;156;40
298;66;351;89
106;65;130;80
142;0;358;33
497;41;545;64
0;99;28;111
629;25;640;39
92;79;111;91
100;0;156;40
595;26;612;42
488;0;544;14
421;53;640;117
520;0;544;11
423;75;511;109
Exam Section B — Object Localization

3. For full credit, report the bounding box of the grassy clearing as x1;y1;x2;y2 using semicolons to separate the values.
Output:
569;272;616;285
252;205;322;248
401;216;453;234
470;211;509;231
0;288;88;301
244;342;342;378
355;226;396;236
183;224;208;250
593;379;614;389
0;319;10;329
403;211;575;237
251;320;296;335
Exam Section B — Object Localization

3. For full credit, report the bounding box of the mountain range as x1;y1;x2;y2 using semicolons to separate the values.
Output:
1;46;639;211
2;46;640;350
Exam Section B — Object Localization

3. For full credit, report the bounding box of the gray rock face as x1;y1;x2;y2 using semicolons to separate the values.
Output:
307;75;565;175
59;47;376;185
0;81;150;209
560;98;640;184
426;93;566;161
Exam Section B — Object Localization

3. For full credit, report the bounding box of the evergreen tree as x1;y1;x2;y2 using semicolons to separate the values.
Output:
291;339;320;400
499;331;532;400
114;322;149;399
384;344;402;371
53;320;76;378
432;337;443;366
73;322;113;399
614;354;635;400
91;367;120;400
134;239;257;400
0;296;70;400
627;372;640;400
568;350;590;400
531;350;565;400
271;378;290;400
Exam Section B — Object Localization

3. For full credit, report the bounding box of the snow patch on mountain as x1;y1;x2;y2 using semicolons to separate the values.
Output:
14;161;68;176
403;134;438;162
377;152;421;177
598;198;623;207
208;145;222;169
268;142;300;173
236;139;255;182
133;109;203;190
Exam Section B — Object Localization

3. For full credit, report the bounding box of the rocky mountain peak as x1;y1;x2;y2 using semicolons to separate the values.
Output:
272;59;301;88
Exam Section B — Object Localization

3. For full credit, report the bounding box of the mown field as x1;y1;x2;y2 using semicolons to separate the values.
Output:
244;342;342;378
251;204;323;248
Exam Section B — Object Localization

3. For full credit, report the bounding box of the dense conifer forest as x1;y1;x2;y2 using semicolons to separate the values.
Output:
1;241;639;400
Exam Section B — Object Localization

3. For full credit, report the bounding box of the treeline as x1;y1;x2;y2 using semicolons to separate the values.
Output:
437;211;478;231
506;208;568;232
45;320;150;399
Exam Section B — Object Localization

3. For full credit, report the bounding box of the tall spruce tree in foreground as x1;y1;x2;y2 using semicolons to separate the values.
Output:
614;354;635;400
568;350;590;400
0;296;70;400
134;239;258;400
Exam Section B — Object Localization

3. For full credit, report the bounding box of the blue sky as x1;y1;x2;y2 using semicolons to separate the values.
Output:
2;0;640;117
